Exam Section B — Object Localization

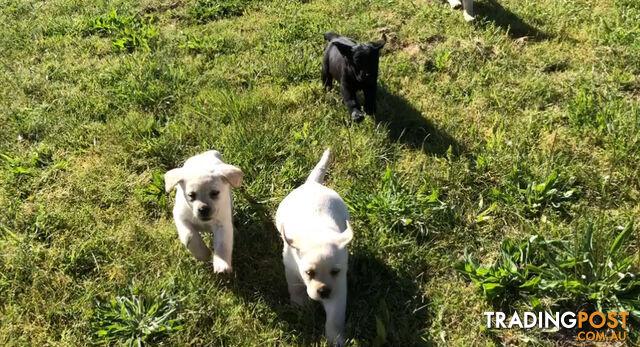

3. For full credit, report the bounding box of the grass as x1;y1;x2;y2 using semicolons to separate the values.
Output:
457;222;638;317
0;0;639;345
92;286;183;345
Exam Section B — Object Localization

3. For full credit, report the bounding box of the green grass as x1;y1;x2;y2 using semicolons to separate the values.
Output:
1;0;639;345
457;222;638;317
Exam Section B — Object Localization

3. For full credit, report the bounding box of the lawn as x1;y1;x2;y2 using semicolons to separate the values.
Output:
0;0;639;345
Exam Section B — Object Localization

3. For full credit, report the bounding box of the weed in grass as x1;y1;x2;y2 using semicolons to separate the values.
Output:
434;50;452;71
92;288;183;346
495;168;576;217
87;9;158;52
1;152;36;177
457;222;640;320
136;170;170;217
1;144;53;177
346;167;453;238
516;171;575;216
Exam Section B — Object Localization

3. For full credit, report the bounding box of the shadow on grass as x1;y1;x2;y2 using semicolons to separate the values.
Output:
374;87;464;157
475;0;549;40
222;191;433;346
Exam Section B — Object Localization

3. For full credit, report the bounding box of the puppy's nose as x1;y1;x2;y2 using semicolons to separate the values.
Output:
198;205;211;216
317;286;331;299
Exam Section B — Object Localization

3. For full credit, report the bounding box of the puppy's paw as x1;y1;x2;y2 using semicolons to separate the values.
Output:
463;11;475;22
213;257;232;274
448;0;462;9
326;333;346;347
350;110;365;123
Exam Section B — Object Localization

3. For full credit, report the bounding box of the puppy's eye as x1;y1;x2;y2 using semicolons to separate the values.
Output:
305;270;315;279
330;269;340;276
187;192;196;201
210;190;220;198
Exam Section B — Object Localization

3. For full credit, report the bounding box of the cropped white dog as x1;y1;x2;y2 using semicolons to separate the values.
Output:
276;149;353;346
448;0;475;22
165;150;243;273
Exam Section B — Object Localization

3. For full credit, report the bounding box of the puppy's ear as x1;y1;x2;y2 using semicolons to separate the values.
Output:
370;33;387;51
280;223;298;250
164;168;184;193
332;40;355;59
216;164;243;188
337;221;354;248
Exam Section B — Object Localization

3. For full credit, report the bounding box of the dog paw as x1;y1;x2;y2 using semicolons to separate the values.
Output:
350;110;365;123
463;11;475;22
213;258;232;274
326;334;346;347
448;0;462;9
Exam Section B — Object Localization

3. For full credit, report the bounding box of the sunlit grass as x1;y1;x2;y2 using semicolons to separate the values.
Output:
0;0;638;345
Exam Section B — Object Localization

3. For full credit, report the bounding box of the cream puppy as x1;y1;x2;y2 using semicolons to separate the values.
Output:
276;149;353;346
165;150;243;273
448;0;475;22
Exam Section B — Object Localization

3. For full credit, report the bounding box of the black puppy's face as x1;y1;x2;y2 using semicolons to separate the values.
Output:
352;45;381;82
333;35;386;83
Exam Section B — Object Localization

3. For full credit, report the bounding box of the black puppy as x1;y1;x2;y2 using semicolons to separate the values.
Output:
322;31;386;123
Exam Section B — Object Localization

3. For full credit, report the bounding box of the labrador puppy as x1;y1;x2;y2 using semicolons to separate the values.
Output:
322;31;386;123
165;150;243;273
276;149;353;346
448;0;475;22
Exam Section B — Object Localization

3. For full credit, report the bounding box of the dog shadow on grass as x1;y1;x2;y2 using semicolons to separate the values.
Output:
474;0;549;40
374;87;464;157
222;192;433;346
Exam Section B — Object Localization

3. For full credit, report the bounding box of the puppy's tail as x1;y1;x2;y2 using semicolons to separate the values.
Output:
323;31;340;42
306;149;331;184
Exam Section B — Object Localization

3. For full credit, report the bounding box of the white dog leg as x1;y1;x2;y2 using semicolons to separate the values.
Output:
283;246;308;305
285;268;308;306
448;0;462;9
212;221;233;273
462;0;475;21
323;294;347;346
176;221;211;262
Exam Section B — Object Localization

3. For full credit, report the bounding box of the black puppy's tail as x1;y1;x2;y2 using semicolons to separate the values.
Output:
323;31;340;42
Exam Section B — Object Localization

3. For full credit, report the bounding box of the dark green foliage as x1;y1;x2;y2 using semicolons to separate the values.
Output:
499;170;576;216
136;170;169;217
92;289;183;345
88;10;158;52
457;222;640;321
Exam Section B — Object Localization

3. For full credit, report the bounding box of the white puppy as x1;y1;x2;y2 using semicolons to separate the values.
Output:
448;0;475;22
165;150;243;273
275;149;353;346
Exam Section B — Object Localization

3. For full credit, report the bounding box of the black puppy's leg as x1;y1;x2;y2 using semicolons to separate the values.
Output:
321;55;333;89
363;84;377;116
340;84;364;123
